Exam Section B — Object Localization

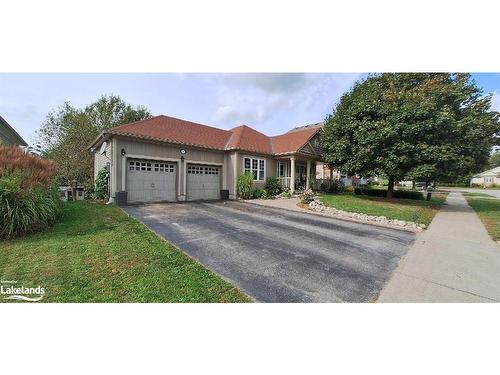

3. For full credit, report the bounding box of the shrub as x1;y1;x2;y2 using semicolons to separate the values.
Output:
94;168;108;199
0;171;62;238
280;188;292;198
0;145;57;188
0;146;61;238
237;172;254;199
252;187;265;199
327;180;344;194
265;176;281;196
354;187;423;200
299;188;315;204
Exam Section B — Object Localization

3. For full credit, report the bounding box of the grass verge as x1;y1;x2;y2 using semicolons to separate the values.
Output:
0;201;251;302
319;192;447;226
465;196;500;241
462;192;496;198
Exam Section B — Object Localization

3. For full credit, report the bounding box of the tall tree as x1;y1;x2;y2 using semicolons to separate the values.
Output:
321;73;500;198
38;95;151;197
487;151;500;169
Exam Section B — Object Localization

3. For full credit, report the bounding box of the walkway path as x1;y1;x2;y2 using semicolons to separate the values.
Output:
378;192;500;302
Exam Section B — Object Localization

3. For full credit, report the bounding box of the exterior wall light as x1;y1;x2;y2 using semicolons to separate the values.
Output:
121;148;126;156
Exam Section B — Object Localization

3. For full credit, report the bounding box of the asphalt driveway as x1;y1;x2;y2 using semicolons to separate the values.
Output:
123;201;415;302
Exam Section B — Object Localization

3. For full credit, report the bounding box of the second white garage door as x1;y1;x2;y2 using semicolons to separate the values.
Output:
187;165;220;200
127;160;177;203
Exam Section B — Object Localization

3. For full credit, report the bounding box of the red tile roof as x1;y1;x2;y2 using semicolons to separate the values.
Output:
270;127;321;155
226;125;273;154
101;115;321;155
110;115;232;150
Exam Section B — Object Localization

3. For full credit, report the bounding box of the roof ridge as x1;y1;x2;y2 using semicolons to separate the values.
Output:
112;114;232;135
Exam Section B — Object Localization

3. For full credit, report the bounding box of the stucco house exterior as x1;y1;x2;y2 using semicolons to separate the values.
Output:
470;166;500;186
0;115;28;146
89;115;323;204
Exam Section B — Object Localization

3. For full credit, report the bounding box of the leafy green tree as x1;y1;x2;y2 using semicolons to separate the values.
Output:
487;151;500;169
38;95;151;197
321;73;500;198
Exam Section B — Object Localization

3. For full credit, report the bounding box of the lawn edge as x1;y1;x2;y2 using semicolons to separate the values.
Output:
242;199;420;233
117;204;255;303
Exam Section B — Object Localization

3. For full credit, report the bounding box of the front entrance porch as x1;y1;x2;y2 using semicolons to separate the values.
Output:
276;157;317;193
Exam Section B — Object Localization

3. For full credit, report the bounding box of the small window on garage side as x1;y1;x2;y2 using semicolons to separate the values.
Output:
168;164;174;173
141;162;146;171
146;163;152;171
154;163;159;172
129;162;135;171
135;162;140;170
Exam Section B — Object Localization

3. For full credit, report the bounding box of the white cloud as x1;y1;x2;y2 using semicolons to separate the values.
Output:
210;73;363;132
214;73;312;94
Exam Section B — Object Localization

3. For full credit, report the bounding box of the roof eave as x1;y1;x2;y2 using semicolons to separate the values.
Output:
110;131;227;152
0;115;28;146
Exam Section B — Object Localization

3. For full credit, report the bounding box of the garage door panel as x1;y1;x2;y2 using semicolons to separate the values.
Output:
187;164;220;200
127;160;177;203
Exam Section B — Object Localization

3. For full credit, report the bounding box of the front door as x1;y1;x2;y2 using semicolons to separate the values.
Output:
296;164;307;188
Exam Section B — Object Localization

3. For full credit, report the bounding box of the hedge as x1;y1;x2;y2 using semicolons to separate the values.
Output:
354;187;423;200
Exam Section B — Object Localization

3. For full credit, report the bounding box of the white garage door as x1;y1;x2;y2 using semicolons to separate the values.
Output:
126;160;177;203
187;165;220;200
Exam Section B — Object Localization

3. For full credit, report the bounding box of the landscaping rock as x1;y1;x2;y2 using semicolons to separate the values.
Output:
307;198;425;232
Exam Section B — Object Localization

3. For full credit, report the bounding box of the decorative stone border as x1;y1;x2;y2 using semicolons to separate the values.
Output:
307;199;426;232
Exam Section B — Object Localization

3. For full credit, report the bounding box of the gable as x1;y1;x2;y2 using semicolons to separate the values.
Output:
298;133;322;156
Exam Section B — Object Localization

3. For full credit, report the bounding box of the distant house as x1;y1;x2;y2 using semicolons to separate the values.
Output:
470;167;500;186
0;115;28;146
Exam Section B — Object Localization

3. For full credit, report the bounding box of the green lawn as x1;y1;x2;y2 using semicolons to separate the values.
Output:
0;201;250;302
465;196;500;241
319;192;447;225
462;192;496;198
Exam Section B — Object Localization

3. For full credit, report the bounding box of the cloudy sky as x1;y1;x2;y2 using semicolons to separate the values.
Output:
1;73;499;145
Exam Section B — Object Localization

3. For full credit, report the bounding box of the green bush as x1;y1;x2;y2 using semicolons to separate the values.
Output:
0;171;62;238
237;172;254;199
327;180;344;194
265;176;281;196
94;168;108;199
252;187;265;199
354;187;423;200
280;188;291;198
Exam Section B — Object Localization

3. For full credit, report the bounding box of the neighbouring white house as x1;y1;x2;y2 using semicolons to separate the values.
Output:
470;167;500;186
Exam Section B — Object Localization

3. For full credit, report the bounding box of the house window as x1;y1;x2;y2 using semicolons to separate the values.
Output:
244;157;265;181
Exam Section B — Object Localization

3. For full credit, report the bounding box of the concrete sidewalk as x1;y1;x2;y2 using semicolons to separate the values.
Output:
378;192;500;302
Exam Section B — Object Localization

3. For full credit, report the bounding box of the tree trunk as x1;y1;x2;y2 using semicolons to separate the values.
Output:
412;180;416;190
387;177;395;199
329;166;334;180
